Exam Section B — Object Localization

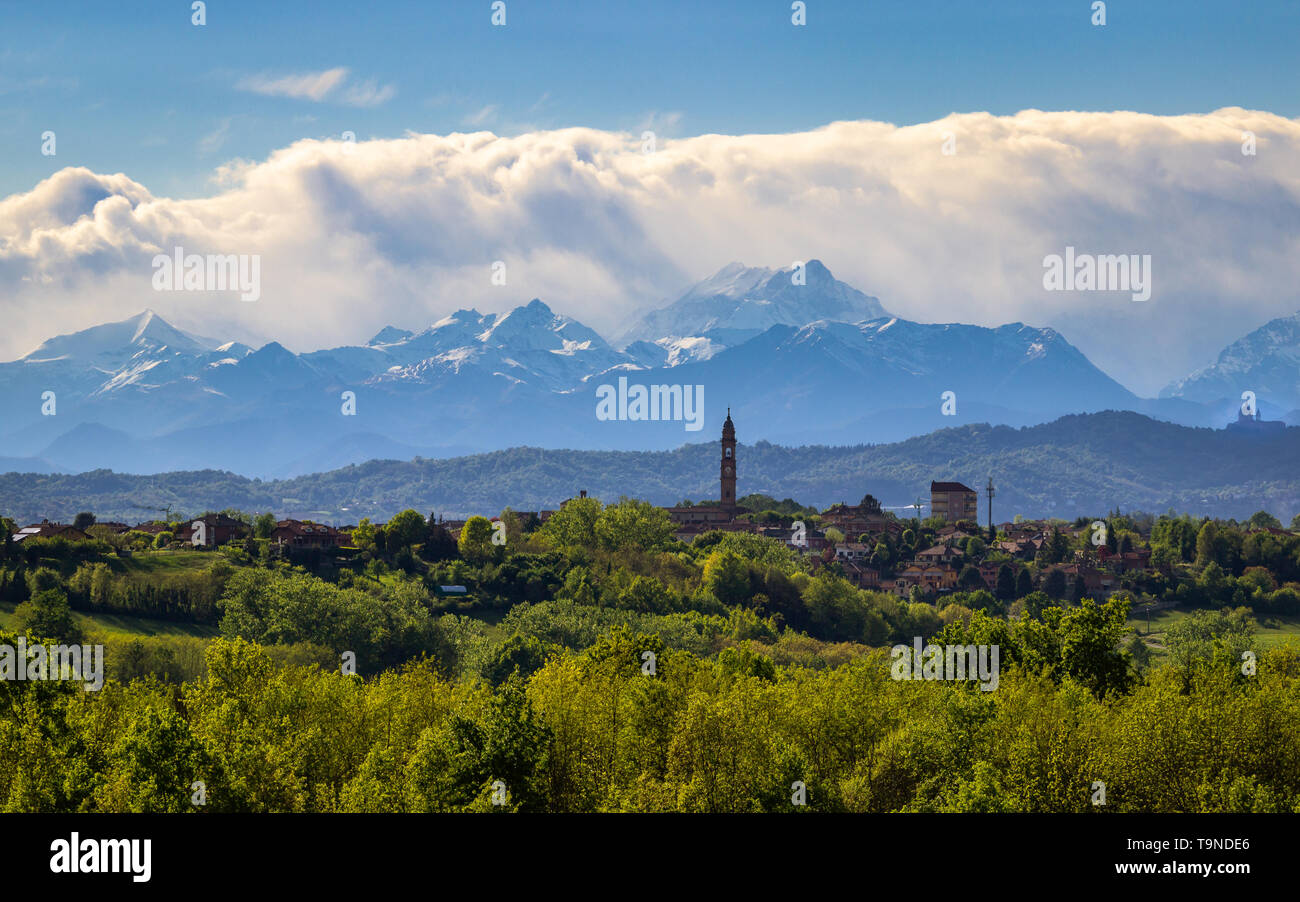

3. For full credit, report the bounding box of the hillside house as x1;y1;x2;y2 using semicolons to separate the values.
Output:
188;513;249;548
12;520;90;543
272;519;349;547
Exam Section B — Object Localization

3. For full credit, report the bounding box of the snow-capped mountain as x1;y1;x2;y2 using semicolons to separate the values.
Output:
21;309;218;365
363;299;634;389
0;310;252;420
1161;310;1300;413
619;259;889;349
297;299;637;391
626;315;1140;445
18;309;253;390
622;336;725;369
0;263;1249;478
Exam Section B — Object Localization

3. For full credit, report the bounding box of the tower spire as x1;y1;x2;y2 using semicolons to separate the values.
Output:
985;476;996;542
720;408;737;512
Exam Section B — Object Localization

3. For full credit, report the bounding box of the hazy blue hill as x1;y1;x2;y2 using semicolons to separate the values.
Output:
1;411;1296;525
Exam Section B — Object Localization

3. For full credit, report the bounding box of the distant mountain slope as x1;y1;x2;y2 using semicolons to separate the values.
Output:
619;259;888;347
1162;310;1300;410
660;316;1138;440
2;412;1295;524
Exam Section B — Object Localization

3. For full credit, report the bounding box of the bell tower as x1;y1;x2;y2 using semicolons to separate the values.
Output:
720;408;737;512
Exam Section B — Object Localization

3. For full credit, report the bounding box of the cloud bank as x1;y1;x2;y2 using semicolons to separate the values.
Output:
1;109;1297;394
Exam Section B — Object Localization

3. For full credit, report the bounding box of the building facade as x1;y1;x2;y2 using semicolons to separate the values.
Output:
930;481;978;523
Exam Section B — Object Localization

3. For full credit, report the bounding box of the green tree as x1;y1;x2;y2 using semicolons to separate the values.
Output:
958;564;985;591
386;509;427;553
595;497;674;552
1054;597;1133;697
995;563;1016;600
96;706;210;812
557;566;598;607
618;575;673;613
483;634;555;686
1195;520;1219;568
1125;634;1152;675
1021;590;1054;620
457;516;496;563
351;518;378;555
540;496;603;549
1015;567;1033;599
1043;568;1067;599
1150;544;1178;573
14;588;82;643
1247;510;1282;530
423;515;458;561
253;512;276;539
703;550;751;607
1197;561;1231;605
1165;607;1256;674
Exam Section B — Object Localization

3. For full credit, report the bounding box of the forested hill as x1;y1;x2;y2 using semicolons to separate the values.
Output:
1;411;1297;524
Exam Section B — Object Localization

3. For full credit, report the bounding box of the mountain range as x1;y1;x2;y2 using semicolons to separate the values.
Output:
0;260;1296;479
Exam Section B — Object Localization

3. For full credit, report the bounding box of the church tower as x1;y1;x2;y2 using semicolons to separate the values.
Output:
720;408;737;512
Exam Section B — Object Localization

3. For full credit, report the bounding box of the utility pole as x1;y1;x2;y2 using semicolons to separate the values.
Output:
985;477;996;543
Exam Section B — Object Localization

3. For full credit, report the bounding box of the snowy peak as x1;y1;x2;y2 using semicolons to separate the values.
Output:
19;309;219;364
675;262;775;303
373;300;611;362
620;258;889;347
367;326;414;347
479;299;608;351
1161;310;1300;407
624;335;724;369
365;299;630;389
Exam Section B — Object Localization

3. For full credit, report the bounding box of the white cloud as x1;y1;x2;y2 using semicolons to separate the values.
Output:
528;92;551;114
235;68;395;107
1;109;1298;395
463;104;499;126
198;117;232;155
341;78;396;108
236;68;349;102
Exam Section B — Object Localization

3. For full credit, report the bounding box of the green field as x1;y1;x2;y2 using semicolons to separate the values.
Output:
0;600;221;639
1126;605;1300;655
110;549;220;575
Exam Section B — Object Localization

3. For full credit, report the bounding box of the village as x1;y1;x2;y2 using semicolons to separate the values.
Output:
7;411;1172;606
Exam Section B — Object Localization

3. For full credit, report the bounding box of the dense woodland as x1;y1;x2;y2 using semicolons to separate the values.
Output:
1;496;1299;812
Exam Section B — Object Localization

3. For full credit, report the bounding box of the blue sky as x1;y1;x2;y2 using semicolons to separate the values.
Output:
2;0;1297;197
2;0;1298;397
